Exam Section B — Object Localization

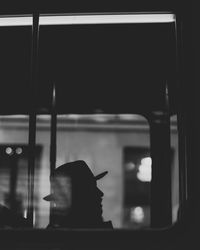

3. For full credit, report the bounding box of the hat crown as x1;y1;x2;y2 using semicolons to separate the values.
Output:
52;160;95;182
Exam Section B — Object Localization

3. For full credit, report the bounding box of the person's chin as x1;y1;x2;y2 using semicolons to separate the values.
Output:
97;208;104;221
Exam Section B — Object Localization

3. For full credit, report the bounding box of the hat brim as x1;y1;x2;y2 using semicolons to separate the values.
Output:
94;171;108;180
43;171;108;201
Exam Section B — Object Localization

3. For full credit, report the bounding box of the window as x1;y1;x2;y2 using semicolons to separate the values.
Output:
0;13;179;230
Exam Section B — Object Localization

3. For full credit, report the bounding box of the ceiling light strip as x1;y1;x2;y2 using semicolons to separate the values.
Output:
39;14;175;25
0;13;175;27
0;16;32;26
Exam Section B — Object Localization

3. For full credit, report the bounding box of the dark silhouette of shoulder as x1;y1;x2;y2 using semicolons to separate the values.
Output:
0;204;29;228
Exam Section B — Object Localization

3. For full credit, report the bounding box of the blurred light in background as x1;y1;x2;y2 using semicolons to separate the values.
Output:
125;162;136;171
91;114;112;122
118;114;144;121
23;209;27;219
131;206;144;223
137;157;152;182
5;147;13;155
16;147;23;155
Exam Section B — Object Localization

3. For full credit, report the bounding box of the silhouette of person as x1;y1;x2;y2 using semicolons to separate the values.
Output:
0;203;29;228
43;160;113;229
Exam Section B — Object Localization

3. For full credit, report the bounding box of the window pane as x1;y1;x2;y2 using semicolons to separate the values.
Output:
38;17;176;114
0;115;30;228
0;14;179;230
0;21;32;114
0;16;32;228
0;114;180;229
35;114;150;229
36;14;177;229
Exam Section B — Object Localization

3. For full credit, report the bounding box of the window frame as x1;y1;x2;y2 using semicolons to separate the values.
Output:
0;9;194;249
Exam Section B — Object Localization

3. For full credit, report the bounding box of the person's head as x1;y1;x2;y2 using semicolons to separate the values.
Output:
44;160;108;227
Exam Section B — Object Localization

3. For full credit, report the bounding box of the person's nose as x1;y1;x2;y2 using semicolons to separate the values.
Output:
97;187;104;198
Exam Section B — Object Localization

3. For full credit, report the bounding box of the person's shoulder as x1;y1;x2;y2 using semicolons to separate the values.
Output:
0;204;29;228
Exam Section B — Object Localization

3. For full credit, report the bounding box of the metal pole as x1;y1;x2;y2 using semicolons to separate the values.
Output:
49;83;57;224
50;83;57;176
9;155;18;212
27;13;39;227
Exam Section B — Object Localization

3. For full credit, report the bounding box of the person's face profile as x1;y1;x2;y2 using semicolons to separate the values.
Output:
50;173;105;223
80;181;104;215
94;185;104;214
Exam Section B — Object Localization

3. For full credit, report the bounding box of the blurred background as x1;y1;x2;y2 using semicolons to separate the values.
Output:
0;114;178;229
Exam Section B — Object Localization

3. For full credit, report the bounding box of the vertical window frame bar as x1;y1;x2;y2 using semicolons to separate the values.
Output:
175;14;188;221
149;82;172;228
27;12;39;227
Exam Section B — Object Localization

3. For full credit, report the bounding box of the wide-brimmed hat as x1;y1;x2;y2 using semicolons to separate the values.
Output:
43;160;108;201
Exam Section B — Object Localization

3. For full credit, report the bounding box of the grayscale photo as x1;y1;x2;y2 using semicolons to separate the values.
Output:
0;2;195;250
